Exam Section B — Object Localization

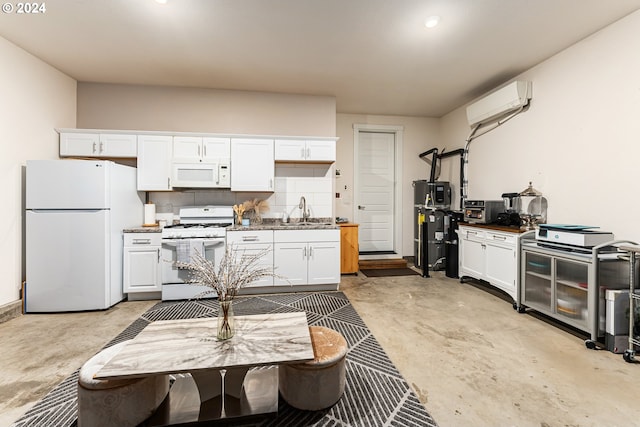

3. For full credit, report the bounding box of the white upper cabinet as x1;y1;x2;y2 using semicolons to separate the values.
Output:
231;138;274;192
137;135;172;191
274;139;335;162
173;136;230;162
60;132;137;158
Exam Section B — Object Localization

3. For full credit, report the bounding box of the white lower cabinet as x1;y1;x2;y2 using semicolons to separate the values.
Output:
227;230;274;287
274;230;340;286
123;233;162;295
458;225;532;308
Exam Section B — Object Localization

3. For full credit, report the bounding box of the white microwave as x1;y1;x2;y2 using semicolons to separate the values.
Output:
172;161;230;188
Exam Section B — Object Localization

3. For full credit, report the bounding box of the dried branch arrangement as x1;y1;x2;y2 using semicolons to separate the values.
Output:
174;243;276;302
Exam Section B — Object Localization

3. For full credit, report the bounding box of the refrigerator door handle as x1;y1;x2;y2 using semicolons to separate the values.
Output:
29;209;105;213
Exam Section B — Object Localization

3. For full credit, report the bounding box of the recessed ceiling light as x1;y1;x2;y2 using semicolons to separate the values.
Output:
155;0;168;4
424;16;440;28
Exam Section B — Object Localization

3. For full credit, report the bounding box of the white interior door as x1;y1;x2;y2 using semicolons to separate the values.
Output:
355;131;395;253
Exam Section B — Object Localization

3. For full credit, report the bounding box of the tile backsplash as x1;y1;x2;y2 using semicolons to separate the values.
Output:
149;164;333;221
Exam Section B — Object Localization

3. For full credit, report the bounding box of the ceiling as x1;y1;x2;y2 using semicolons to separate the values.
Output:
1;0;640;117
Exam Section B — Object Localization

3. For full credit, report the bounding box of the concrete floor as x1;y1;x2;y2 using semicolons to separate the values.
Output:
1;271;638;426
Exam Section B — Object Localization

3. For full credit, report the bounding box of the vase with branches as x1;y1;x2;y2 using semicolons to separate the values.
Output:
175;244;277;340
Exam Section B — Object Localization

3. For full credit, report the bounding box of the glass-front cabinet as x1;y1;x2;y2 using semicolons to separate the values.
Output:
555;259;589;325
521;240;632;344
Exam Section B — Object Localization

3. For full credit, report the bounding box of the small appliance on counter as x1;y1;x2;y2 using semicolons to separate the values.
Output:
519;182;547;230
495;192;522;227
463;199;503;224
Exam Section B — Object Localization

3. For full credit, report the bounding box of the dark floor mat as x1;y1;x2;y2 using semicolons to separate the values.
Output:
360;268;421;277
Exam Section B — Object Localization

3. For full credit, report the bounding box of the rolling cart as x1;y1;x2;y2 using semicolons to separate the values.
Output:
620;244;640;362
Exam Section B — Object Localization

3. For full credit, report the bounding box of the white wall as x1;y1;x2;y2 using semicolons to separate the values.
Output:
336;114;441;256
77;83;336;137
0;37;77;307
440;10;640;243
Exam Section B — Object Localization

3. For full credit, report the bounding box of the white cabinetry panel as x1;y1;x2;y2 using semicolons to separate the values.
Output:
60;133;137;158
275;139;335;162
137;135;172;191
231;138;274;191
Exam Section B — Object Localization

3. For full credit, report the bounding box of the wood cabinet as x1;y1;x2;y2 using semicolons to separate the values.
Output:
173;136;230;162
230;138;274;191
458;225;533;308
123;233;162;298
340;223;359;274
137;135;172;191
274;139;336;162
60;132;137;158
227;230;274;287
274;229;340;286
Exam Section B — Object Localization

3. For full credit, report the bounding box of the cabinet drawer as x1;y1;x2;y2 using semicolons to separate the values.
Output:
274;229;340;243
227;230;274;244
460;227;485;241
486;232;515;245
124;233;161;246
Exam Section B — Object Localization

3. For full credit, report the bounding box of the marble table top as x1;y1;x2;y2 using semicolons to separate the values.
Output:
95;311;314;380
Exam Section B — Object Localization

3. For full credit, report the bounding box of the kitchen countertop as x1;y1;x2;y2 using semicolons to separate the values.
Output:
229;218;339;231
459;222;529;234
123;226;162;233
123;219;339;233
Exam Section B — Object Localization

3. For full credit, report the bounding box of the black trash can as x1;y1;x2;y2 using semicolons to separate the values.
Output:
445;211;464;278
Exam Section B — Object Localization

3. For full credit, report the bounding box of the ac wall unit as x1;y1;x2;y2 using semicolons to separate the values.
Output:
466;80;532;127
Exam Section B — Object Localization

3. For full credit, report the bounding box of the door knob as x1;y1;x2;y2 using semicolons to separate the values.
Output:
358;205;365;210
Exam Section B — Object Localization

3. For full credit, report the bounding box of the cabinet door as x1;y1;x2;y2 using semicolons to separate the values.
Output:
459;233;485;279
60;132;100;157
203;137;231;160
123;247;161;292
231;138;274;191
274;139;306;161
485;241;516;295
237;243;274;287
306;140;336;162
522;251;552;309
274;242;307;286
308;242;340;285
99;134;137;157
340;224;359;274
137;135;172;191
555;259;588;326
173;136;202;161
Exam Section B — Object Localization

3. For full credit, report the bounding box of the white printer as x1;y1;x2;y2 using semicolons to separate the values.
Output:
535;224;613;248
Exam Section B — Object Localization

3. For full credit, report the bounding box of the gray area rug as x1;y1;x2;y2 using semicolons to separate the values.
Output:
12;292;438;427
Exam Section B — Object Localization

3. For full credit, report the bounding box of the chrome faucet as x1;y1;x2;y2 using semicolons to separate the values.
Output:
299;196;310;221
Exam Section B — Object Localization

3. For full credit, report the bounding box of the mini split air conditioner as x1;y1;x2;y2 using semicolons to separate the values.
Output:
466;80;532;127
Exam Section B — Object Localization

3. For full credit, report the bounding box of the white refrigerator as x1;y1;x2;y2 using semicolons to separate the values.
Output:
25;159;144;312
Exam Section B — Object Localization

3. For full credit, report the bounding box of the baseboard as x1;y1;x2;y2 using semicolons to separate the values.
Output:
0;300;23;324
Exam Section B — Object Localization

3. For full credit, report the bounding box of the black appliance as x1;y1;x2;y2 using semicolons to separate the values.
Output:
445;211;464;278
413;181;451;272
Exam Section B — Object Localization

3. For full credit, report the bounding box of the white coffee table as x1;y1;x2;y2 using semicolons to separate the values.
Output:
95;311;314;424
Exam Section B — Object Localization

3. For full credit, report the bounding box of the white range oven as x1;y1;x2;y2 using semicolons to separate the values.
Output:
161;206;233;300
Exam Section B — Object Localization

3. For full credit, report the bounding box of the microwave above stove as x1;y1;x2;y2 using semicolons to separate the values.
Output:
172;161;230;188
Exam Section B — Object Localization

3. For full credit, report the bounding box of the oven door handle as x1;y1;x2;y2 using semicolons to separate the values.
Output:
203;241;225;248
162;240;224;248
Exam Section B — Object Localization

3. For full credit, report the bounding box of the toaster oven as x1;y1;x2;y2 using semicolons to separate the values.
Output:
463;200;503;224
